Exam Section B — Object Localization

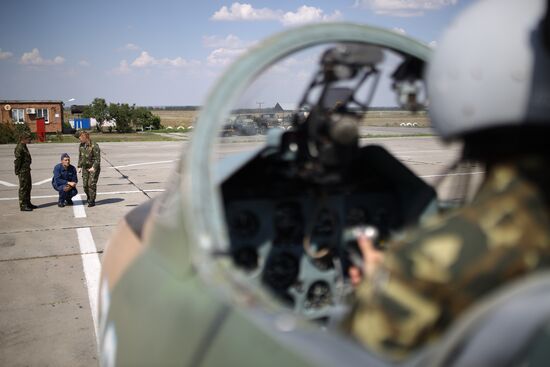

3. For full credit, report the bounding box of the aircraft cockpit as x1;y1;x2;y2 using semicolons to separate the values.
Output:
215;37;436;321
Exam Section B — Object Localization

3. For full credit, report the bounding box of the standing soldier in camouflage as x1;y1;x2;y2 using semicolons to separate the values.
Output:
76;131;101;207
345;0;550;360
14;132;37;212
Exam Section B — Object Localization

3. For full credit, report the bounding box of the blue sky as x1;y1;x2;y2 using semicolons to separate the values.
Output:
0;0;473;106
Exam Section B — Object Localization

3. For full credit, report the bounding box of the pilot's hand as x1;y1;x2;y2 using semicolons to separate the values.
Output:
348;233;384;286
357;234;384;279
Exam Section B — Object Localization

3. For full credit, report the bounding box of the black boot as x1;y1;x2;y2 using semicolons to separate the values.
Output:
20;206;33;211
58;201;65;208
66;198;73;206
29;203;38;209
88;201;95;207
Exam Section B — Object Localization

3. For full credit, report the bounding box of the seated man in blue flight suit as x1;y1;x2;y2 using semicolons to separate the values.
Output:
52;153;78;207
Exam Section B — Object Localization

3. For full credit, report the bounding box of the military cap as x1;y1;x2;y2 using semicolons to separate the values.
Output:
20;131;32;139
74;131;81;138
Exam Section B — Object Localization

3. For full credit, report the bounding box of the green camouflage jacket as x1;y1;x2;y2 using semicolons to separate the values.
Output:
344;156;550;360
78;141;101;170
14;143;32;175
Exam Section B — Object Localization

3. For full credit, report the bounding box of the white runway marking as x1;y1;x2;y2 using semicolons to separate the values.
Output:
72;194;87;218
110;160;177;169
0;180;16;187
32;178;52;186
0;189;166;201
0;177;51;187
76;227;101;345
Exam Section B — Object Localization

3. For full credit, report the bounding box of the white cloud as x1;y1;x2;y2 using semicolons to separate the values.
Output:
79;60;91;67
131;51;155;67
129;51;200;68
206;48;246;66
281;6;342;26
113;60;131;74
124;43;140;51
20;48;65;66
211;3;342;26
211;3;279;21
429;40;437;48
355;0;457;16
392;27;406;34
0;48;13;60
203;35;255;67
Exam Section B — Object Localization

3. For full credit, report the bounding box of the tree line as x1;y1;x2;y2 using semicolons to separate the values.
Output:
82;98;163;132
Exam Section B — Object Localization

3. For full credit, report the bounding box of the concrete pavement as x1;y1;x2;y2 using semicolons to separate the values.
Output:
0;134;472;366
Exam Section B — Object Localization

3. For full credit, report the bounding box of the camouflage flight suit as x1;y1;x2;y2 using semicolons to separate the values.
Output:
14;142;32;209
78;140;101;203
344;156;550;360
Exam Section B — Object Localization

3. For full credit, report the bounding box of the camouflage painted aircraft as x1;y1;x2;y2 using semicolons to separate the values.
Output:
98;22;550;367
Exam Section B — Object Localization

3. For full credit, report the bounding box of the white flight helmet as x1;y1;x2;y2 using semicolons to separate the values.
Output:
427;0;550;140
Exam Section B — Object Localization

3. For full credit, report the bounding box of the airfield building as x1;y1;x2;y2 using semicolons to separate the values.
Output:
0;100;64;133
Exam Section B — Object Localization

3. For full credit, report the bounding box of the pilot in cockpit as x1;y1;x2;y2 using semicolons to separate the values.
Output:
344;0;550;360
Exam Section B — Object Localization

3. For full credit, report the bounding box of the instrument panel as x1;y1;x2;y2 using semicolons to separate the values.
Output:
223;175;422;319
221;140;436;320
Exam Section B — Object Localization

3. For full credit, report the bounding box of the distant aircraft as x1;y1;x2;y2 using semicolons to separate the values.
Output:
98;22;549;367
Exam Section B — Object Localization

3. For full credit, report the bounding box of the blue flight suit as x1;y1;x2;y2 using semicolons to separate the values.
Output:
52;163;78;204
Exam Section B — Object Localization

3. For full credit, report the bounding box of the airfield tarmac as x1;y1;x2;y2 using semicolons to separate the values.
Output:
0;132;474;366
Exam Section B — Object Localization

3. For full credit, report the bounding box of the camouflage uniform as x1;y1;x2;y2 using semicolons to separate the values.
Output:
344;156;550;360
78;140;101;203
14;142;32;209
